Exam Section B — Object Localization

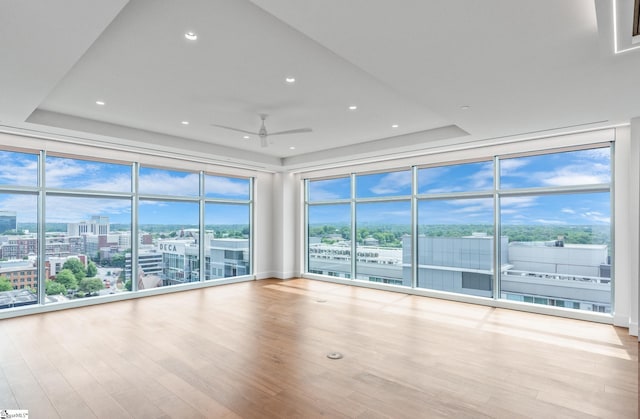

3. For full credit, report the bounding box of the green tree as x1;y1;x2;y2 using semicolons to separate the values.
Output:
78;277;104;295
111;253;126;268
45;280;66;295
86;261;98;278
124;279;132;291
56;269;78;290
0;276;13;291
63;258;86;282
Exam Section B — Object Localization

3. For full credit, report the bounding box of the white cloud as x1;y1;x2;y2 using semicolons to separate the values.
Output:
370;171;411;195
417;166;450;189
46;197;131;223
45;158;90;188
501;196;538;208
499;159;529;176
581;211;610;224
466;162;494;189
309;178;349;200
561;208;576;214
205;176;249;197
139;172;200;195
0;153;38;186
423;186;465;194
500;209;519;215
540;165;610;187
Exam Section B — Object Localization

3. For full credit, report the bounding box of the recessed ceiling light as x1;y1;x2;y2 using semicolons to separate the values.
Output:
460;105;471;110
391;124;399;128
348;105;358;110
184;31;198;41
181;121;189;125
289;146;296;150
95;100;105;106
285;77;296;83
243;135;250;139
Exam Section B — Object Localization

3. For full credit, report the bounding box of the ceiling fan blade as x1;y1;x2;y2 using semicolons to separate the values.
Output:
211;124;257;136
268;128;313;136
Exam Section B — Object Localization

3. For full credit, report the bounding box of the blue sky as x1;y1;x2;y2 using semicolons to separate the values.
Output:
308;147;611;226
0;153;250;225
0;147;610;226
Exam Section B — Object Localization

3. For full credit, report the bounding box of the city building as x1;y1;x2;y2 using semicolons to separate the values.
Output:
310;234;611;311
0;211;17;234
0;259;38;290
124;236;251;286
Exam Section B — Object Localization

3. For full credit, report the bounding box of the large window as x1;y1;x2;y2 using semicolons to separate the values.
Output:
0;150;253;313
0;151;39;309
0;193;38;309
305;145;613;314
138;200;199;288
307;177;352;278
205;203;251;279
417;197;495;297
355;201;410;285
499;148;612;312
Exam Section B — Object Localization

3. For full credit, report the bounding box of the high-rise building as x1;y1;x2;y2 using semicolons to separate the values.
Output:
0;211;17;234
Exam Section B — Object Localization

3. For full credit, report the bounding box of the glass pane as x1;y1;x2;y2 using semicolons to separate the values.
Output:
205;203;250;279
418;161;493;194
500;192;611;313
205;175;250;200
45;196;132;303
356;170;411;198
0;150;38;187
500;147;610;189
308;177;351;201
0;194;38;309
308;204;351;278
46;156;131;192
355;201;410;286
139;167;199;196
417;198;495;296
138;200;199;288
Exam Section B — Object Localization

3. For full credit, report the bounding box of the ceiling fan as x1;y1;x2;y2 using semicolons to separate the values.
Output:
212;114;312;147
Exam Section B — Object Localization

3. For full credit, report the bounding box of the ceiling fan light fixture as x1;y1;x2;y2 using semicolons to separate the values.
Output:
184;31;198;41
212;114;312;148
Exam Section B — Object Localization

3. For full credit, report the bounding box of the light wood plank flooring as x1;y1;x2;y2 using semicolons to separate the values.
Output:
0;278;637;418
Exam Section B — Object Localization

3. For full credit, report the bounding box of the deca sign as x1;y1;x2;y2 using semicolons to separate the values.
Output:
158;243;178;252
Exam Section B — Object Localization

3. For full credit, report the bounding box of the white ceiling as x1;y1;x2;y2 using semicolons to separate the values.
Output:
1;0;639;172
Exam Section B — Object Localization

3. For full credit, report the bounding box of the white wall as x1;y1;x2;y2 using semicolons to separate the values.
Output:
629;118;640;336
613;126;634;333
253;171;276;279
267;172;300;279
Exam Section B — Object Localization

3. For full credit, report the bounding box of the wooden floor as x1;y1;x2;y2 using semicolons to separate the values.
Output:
0;279;637;418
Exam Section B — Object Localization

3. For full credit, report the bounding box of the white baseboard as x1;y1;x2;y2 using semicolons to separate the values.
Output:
629;321;638;337
613;313;630;328
254;271;298;280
